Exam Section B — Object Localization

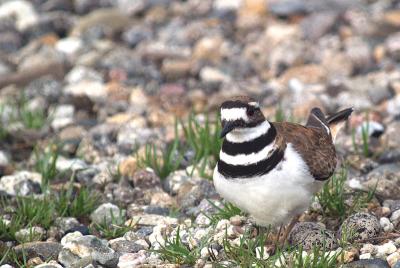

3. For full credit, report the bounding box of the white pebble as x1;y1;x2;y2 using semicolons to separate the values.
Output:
135;239;149;249
56;37;83;56
390;210;400;225
227;225;236;238
360;253;372;259
216;219;230;231
0;265;14;268
61;231;83;246
387;252;400;267
376;241;397;256
360;243;376;254
380;217;394;232
118;252;147;268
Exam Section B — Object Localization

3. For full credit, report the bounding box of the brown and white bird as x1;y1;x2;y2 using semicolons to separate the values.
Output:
213;96;353;239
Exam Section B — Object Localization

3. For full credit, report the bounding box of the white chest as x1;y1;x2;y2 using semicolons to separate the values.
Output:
213;144;322;226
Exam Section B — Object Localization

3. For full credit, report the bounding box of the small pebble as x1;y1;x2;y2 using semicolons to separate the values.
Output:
376;242;397;257
387;252;400;267
380;217;395;232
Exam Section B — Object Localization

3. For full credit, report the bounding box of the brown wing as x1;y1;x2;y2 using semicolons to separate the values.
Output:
272;122;337;181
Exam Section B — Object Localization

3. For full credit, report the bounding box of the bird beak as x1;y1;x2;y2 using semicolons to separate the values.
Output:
220;121;236;138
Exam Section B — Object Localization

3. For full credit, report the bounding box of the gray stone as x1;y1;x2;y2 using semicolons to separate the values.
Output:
117;126;158;152
34;262;64;268
386;32;400;60
15;226;46;242
379;150;400;164
109;240;145;254
127;214;178;226
0;150;9;168
343;259;390;268
65;66;103;84
25;76;63;103
301;12;337;40
122;25;152;47
164;170;191;195
59;235;118;267
363;164;400;198
356;121;385;138
117;251;147;268
76;166;100;185
383;200;400;212
0;171;42;196
131;169;161;189
73;0;114;14
13;241;62;260
176;178;218;213
104;183;142;205
55;217;81;233
390;209;400;227
269;0;307;16
57;248;89;267
64;81;107;103
50;105;75;130
0;28;22;53
345;37;373;73
56;157;88;173
90;203;124;225
0;0;38;30
339;213;381;242
199;66;230;84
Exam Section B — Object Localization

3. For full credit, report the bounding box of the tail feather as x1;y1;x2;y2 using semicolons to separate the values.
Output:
326;107;354;141
306;107;330;134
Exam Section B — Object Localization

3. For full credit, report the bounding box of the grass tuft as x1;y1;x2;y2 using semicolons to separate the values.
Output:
275;104;286;122
351;112;371;157
56;186;100;219
1;181;100;242
284;246;342;268
15;95;48;130
91;210;134;239
0;214;24;241
139;138;181;180
0;104;9;141
138;113;222;180
0;248;29;268
155;226;198;265
34;143;59;189
316;168;375;220
205;200;242;226
14;195;55;229
181;113;222;171
220;229;269;267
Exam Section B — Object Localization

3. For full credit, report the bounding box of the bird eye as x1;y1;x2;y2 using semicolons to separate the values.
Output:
247;107;255;116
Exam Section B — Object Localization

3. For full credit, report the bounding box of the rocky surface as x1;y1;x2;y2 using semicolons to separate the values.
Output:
0;0;400;267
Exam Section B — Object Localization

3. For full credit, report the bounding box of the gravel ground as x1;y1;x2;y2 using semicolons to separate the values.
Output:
0;0;400;267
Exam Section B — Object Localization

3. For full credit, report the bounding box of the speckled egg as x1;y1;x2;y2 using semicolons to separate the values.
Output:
289;222;338;250
339;212;381;242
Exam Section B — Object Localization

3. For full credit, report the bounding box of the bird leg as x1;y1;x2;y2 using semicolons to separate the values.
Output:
279;214;301;246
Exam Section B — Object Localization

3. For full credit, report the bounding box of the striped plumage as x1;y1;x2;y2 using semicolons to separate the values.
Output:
213;96;353;227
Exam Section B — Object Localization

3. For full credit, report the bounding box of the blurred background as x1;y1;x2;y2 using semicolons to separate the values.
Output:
1;0;400;266
1;0;400;158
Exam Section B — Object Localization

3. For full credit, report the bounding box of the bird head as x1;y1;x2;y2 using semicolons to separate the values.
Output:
219;96;266;138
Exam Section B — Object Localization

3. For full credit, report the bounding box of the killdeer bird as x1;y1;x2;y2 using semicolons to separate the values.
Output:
213;96;353;242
